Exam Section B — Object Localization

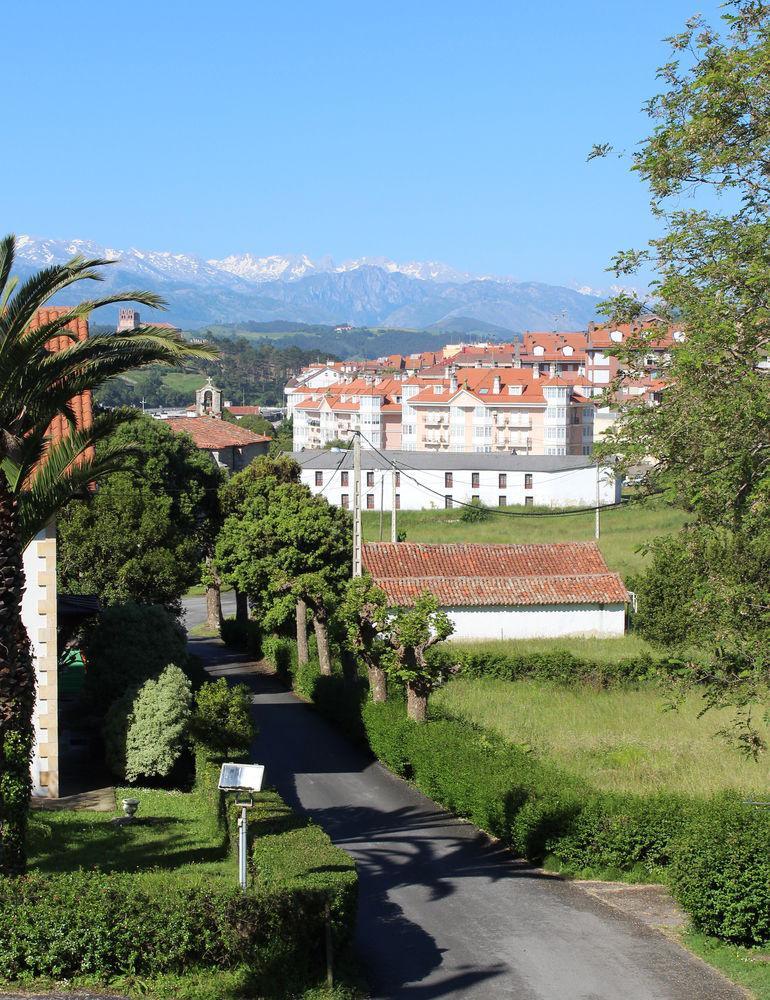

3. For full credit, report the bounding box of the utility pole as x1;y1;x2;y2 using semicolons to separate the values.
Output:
353;431;362;577
391;466;398;543
595;463;601;540
378;472;384;541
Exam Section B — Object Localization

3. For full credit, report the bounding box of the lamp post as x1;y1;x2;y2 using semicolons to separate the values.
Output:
219;762;266;891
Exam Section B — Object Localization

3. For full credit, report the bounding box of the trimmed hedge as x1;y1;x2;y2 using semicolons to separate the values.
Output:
264;634;769;946
220;616;262;657
2;749;357;986
434;646;671;689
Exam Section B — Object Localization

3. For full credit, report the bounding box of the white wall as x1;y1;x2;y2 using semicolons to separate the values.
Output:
22;523;58;797
301;463;620;511
444;603;627;640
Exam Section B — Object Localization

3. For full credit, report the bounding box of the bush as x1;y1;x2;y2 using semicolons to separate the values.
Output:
103;664;193;782
220;616;262;657
263;635;298;685
193;678;256;757
83;603;189;710
669;799;770;945
450;646;664;689
460;498;491;522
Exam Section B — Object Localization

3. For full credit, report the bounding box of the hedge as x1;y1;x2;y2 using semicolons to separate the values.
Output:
432;645;675;689
220;616;262;657
265;634;770;946
1;749;357;986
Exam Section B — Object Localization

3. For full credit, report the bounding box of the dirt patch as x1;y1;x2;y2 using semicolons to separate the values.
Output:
576;880;688;930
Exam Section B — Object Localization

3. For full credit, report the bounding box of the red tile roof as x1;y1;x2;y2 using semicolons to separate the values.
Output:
29;307;93;451
165;417;270;448
362;542;628;607
228;405;262;416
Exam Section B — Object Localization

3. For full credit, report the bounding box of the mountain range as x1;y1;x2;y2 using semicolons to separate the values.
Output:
13;235;601;332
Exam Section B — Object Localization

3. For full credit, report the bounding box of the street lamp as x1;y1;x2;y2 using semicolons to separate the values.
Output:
218;762;266;891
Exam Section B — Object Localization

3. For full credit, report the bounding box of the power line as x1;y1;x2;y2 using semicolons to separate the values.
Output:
354;430;628;518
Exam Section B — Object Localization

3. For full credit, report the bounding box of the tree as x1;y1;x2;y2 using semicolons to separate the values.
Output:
384;591;454;722
0;236;214;874
216;475;351;675
339;575;390;702
58;415;222;612
592;2;770;745
270;417;294;455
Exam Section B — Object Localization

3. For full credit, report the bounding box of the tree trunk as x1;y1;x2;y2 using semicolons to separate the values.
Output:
313;614;332;677
341;647;358;686
235;588;248;626
406;682;428;722
205;559;222;630
367;665;388;703
0;480;35;875
296;599;309;665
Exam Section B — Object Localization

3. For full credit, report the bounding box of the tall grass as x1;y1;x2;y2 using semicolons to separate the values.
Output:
433;677;769;797
363;500;688;579
446;634;665;662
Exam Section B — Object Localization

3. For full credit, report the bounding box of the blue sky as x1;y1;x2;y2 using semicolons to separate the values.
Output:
4;0;725;289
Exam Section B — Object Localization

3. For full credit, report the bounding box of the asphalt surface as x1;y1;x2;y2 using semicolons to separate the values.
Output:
192;637;744;1000
181;591;237;629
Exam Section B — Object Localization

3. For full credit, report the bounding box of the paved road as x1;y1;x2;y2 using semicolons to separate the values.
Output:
193;637;743;1000
181;591;236;630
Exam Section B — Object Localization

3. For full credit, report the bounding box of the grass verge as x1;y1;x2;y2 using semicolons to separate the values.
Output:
363;498;688;579
682;930;770;1000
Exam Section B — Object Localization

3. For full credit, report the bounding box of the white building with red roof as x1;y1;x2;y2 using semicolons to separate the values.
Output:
363;541;628;639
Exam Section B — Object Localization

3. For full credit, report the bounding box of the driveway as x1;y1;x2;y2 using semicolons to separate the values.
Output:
192;637;743;1000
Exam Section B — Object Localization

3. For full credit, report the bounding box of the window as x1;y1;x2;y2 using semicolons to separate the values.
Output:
395;493;401;509
341;494;350;509
499;495;507;507
341;470;349;487
367;471;374;487
471;472;480;488
499;473;507;488
525;496;534;507
445;495;453;509
445;472;453;488
472;494;480;502
395;471;400;486
366;494;374;509
524;473;533;490
315;471;323;486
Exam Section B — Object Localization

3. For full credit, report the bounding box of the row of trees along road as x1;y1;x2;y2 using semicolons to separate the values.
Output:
0;236;216;875
593;0;770;752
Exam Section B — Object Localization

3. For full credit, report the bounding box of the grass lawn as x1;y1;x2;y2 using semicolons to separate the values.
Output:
363;499;688;579
433;677;769;797
162;371;207;394
28;780;230;886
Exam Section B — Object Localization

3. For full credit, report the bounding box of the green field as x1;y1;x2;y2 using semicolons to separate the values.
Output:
446;634;664;662
433;677;769;797
362;500;688;579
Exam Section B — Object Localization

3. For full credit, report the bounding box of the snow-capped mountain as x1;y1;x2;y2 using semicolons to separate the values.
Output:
11;235;601;331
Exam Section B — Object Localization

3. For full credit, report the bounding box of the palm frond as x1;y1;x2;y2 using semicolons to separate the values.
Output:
16;415;142;547
0;234;15;304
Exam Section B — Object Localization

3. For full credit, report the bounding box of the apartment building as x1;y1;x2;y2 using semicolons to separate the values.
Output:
292;376;407;450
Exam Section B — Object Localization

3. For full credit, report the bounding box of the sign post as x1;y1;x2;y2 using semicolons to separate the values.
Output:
219;762;266;891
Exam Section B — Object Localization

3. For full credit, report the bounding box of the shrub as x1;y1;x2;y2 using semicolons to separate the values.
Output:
193;679;256;757
103;665;192;782
263;635;298;685
452;647;664;689
669;798;770;945
460;498;491;522
83;603;188;710
220;616;262;657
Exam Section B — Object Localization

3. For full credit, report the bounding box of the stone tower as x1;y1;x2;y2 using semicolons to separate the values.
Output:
196;377;223;417
116;308;140;333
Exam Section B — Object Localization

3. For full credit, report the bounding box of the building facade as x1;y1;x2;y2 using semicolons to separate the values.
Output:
294;451;620;511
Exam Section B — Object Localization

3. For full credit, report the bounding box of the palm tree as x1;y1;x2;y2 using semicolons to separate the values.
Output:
0;234;216;874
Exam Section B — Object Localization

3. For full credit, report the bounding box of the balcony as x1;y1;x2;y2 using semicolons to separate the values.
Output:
425;414;448;426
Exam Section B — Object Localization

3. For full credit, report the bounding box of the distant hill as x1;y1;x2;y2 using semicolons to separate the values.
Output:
13;235;601;332
190;322;504;360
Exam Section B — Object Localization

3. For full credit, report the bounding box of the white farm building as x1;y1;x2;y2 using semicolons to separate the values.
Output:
293;450;620;511
362;542;629;640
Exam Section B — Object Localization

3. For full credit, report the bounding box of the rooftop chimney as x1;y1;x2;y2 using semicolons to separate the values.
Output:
449;368;458;393
493;374;501;394
533;362;540;380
